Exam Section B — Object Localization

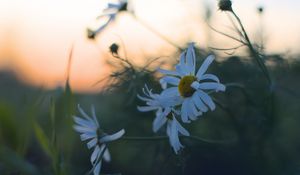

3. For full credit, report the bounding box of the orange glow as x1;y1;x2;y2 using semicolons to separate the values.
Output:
1;0;300;93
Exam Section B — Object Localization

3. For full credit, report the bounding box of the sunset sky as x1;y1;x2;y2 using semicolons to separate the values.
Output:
0;0;299;92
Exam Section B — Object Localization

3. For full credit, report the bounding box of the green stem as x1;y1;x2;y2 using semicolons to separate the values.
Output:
121;135;235;144
231;10;272;87
132;15;183;51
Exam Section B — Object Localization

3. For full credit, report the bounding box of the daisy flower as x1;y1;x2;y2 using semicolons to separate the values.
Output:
87;0;133;39
73;104;125;175
158;43;226;123
137;85;189;154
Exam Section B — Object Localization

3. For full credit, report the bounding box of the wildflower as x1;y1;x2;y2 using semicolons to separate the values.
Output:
87;0;133;39
73;105;125;175
158;43;226;123
218;0;232;12
137;85;189;154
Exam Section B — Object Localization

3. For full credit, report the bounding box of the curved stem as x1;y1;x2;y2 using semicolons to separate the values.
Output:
120;135;235;144
132;15;183;51
230;10;272;87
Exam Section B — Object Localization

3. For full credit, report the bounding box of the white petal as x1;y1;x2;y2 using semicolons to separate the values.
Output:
91;145;100;164
74;125;96;134
99;129;125;143
160;76;180;86
137;106;158;112
73;116;96;129
80;132;97;141
196;55;215;79
93;160;102;175
161;87;179;97
200;74;220;83
188;99;199;120
103;149;111;162
91;105;100;127
191;81;200;90
198;82;226;92
186;43;196;74
137;94;151;102
174;118;190;136
157;68;179;76
192;93;208;112
87;138;98;149
77;104;94;122
197;90;216;111
153;114;167;132
181;99;190;123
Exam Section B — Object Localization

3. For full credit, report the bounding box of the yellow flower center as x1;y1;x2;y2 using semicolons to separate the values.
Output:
178;75;197;97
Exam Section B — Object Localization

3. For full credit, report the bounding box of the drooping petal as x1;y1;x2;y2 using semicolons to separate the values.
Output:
199;74;220;83
197;90;216;111
80;132;97;141
87;138;98;149
91;145;100;164
196;55;215;79
192;93;208;112
198;82;226;92
99;129;125;143
93;160;102;175
74;125;96;134
137;106;158;112
103;149;111;162
157;68;179;76
73;116;97;129
174;118;190;136
181;99;190;123
161;87;180;97
160;76;180;86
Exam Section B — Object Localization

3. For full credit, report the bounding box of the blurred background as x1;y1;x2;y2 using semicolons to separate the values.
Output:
0;0;300;175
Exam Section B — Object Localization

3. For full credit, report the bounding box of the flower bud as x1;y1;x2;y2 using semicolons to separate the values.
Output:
218;0;232;12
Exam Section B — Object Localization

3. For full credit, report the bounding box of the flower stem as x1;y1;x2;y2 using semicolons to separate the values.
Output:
120;135;235;144
230;10;272;87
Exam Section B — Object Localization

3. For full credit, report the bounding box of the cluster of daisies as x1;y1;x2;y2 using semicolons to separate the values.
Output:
72;43;225;175
137;43;226;153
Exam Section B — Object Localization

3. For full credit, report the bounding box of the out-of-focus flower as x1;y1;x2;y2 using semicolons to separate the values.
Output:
218;0;232;12
158;43;226;123
87;0;134;39
137;85;189;154
73;105;125;175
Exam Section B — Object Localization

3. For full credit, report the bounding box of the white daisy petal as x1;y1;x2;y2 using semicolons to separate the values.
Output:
73;116;96;128
157;68;179;76
192;93;208;112
186;43;196;74
160;76;180;86
91;145;100;164
99;129;125;143
196;55;215;79
87;138;98;149
200;74;220;83
80;132;97;141
161;87;179;97
197;90;216;111
137;106;158;112
191;81;200;90
198;82;226;91
174;118;190;136
74;125;96;134
103;149;111;162
181;99;190;123
93;160;101;175
153;116;167;132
